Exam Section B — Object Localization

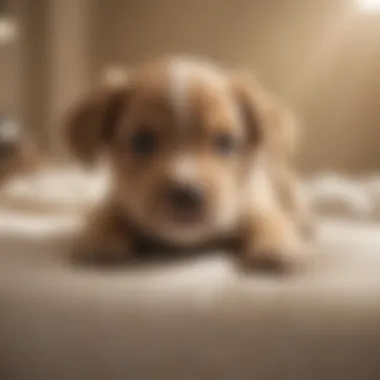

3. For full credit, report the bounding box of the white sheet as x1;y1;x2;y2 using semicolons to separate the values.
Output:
1;167;380;380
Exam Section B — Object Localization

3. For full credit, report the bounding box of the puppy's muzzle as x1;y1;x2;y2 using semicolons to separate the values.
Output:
163;180;206;224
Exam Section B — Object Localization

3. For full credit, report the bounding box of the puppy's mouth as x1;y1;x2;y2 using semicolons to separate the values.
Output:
155;208;211;245
164;207;205;226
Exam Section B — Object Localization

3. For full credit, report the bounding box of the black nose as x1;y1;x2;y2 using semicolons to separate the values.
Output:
166;182;205;211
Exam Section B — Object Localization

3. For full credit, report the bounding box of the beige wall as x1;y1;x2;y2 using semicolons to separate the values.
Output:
95;0;380;174
9;0;95;156
8;0;380;173
0;43;18;115
0;1;19;116
16;0;49;149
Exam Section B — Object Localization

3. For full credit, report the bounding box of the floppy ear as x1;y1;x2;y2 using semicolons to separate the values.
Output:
63;84;130;166
230;73;298;158
267;99;299;159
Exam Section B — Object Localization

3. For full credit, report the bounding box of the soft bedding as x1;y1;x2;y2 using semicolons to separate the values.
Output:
1;167;380;380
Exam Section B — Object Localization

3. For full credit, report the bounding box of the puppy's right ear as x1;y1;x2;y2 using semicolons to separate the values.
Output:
63;85;130;166
230;72;298;159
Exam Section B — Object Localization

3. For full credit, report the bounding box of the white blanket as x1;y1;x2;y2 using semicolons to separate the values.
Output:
1;167;380;380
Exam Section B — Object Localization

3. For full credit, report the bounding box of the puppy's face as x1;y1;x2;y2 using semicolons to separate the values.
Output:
66;58;271;244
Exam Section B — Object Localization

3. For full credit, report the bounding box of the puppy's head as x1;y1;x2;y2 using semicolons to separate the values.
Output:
65;57;292;244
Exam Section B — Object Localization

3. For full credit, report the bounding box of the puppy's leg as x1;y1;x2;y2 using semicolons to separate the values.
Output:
273;165;316;239
239;209;303;272
238;173;304;273
71;201;132;265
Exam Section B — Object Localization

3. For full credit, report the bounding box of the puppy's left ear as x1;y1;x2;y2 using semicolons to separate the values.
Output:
229;73;272;146
230;73;298;158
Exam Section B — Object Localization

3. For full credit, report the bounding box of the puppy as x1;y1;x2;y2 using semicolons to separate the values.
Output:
0;117;39;186
64;57;311;272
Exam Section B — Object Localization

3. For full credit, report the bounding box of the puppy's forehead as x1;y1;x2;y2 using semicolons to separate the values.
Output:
131;59;240;127
168;59;232;123
168;59;229;95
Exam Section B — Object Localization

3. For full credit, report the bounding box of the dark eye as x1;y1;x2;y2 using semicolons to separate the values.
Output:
214;132;238;155
129;130;157;156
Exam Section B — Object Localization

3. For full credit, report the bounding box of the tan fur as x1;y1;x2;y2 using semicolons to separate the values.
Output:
64;57;312;272
71;199;133;265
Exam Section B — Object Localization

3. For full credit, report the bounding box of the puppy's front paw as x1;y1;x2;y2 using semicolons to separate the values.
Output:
238;221;304;274
69;200;135;267
240;239;302;274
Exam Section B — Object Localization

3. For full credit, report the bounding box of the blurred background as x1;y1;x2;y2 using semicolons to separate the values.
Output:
1;0;380;174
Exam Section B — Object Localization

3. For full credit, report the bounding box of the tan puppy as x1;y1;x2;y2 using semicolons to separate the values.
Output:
64;57;311;272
